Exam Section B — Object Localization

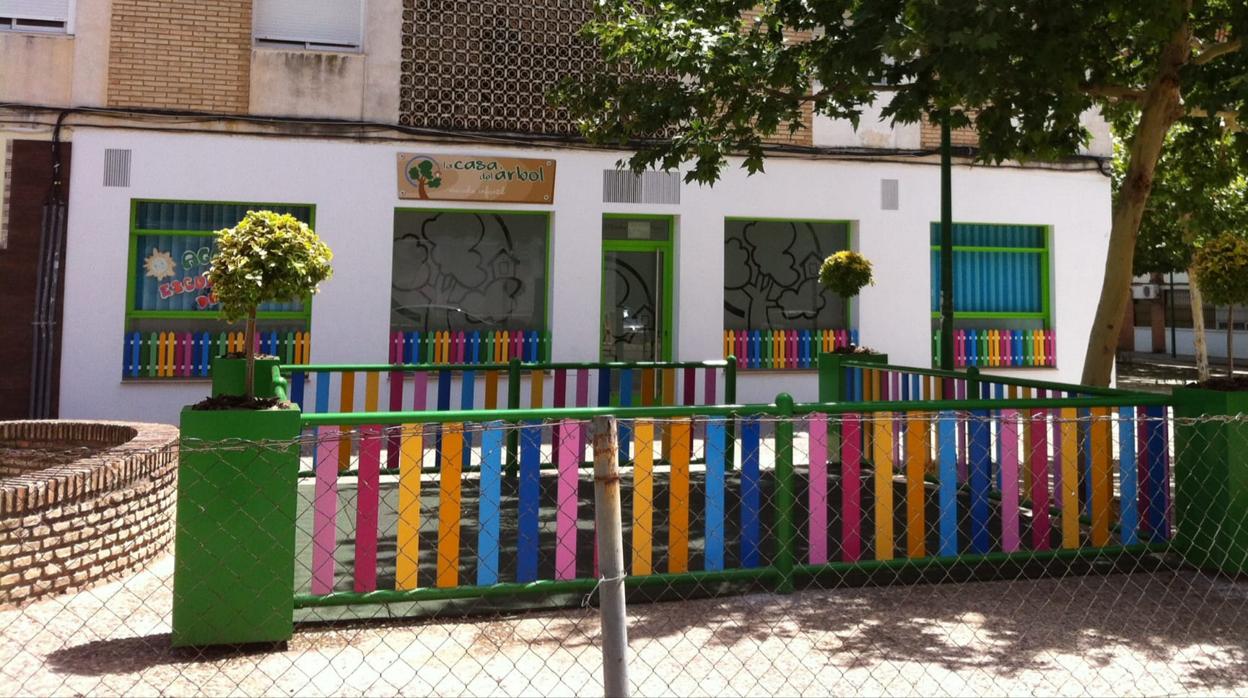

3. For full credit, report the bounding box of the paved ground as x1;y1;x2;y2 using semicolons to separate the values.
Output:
3;553;1247;697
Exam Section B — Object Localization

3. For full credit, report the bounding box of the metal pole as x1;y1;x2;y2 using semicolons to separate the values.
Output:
592;415;629;698
940;112;955;371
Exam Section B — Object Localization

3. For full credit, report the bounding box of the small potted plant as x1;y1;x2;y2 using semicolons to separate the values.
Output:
173;211;333;648
816;250;885;401
1172;231;1248;575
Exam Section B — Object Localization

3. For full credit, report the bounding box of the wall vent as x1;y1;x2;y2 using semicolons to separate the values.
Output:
881;178;899;210
103;148;131;187
602;170;680;205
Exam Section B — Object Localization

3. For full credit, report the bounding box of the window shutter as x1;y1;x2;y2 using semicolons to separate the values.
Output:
254;0;363;49
0;0;70;22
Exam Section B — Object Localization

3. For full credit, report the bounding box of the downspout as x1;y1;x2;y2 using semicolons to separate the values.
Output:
28;110;70;418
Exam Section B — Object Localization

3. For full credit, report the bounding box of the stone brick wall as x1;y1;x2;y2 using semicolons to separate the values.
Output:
107;0;252;113
0;421;178;606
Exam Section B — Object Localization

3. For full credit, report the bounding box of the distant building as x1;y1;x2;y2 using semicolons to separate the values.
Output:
1;0;1114;422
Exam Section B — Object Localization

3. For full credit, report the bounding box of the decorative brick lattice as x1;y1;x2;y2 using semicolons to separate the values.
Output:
400;0;602;135
0;421;178;606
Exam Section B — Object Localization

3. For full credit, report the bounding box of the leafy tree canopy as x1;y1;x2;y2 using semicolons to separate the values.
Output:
210;211;334;324
1129;119;1248;276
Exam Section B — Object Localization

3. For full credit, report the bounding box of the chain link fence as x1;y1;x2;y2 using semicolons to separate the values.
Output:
2;410;1247;696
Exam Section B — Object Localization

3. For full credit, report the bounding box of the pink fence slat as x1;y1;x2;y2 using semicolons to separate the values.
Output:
411;371;428;411
841;414;862;562
704;366;717;405
808;414;828;564
353;426;383;592
311;428;339;595
1029;409;1051;550
683;367;696;406
555;420;581;580
1000;409;1020;552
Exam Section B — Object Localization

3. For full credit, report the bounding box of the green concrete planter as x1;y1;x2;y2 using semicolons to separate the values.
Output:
1172;386;1248;575
817;352;889;403
210;356;281;398
172;404;302;647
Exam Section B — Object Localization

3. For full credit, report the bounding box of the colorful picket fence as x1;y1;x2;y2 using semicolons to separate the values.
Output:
297;398;1171;601
933;328;1056;368
389;329;550;365
123;329;310;378
724;329;857;369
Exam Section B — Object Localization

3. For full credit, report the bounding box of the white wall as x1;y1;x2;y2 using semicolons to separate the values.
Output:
1133;327;1248;361
60;130;1111;421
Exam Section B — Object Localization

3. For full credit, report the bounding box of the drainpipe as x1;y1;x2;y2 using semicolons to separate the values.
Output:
28;111;69;418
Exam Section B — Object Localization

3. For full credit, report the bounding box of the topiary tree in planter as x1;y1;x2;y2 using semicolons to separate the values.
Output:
1190;232;1248;379
208;210;334;399
819;250;874;351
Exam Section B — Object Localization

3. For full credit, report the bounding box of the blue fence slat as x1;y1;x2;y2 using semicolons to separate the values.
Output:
618;369;633;463
1145;405;1169;541
460;370;475;468
1118;407;1139;545
969;410;992;554
516;423;542;583
315;371;330;415
704;419;726;571
938;412;958;556
476;424;503;586
740;418;761;568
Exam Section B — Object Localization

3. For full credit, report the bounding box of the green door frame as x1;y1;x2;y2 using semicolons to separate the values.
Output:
600;215;675;362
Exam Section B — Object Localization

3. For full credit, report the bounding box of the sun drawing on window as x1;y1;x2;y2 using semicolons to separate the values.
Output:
143;248;177;280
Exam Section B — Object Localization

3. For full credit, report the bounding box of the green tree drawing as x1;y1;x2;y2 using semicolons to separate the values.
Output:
409;159;443;199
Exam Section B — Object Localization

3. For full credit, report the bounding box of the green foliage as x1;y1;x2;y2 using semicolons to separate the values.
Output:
209;211;334;323
819;251;874;299
556;1;1246;185
409;159;443;190
1191;232;1248;308
1126;120;1248;275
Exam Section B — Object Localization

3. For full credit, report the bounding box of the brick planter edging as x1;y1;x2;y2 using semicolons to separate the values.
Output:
0;421;179;606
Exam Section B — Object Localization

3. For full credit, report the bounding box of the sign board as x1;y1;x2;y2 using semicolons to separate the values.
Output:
396;153;556;204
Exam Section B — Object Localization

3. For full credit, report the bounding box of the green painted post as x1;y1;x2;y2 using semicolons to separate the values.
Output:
173;405;302;646
939;111;956;371
506;357;522;473
1172;387;1248;574
774;392;796;594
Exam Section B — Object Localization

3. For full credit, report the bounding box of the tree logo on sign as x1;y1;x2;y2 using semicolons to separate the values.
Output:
405;156;443;199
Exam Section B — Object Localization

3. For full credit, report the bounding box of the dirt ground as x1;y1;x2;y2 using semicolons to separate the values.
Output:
3;552;1247;697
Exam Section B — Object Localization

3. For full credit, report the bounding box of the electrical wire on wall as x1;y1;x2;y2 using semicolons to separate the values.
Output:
28;110;68;418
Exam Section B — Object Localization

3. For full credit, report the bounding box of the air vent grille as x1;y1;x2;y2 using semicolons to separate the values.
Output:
603;170;680;205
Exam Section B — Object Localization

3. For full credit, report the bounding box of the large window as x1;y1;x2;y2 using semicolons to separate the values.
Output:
930;223;1053;367
723;219;852;369
253;0;363;51
0;0;72;34
391;210;550;363
123;200;315;380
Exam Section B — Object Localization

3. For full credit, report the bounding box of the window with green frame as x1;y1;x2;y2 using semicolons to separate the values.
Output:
122;200;316;379
930;223;1054;367
389;209;552;363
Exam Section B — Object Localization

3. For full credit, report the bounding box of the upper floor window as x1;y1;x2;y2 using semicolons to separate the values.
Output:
0;0;72;34
254;0;362;52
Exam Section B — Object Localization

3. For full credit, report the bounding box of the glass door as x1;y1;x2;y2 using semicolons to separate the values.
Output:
600;216;673;362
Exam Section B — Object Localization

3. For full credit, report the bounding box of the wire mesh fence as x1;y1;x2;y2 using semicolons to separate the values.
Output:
3;410;1248;697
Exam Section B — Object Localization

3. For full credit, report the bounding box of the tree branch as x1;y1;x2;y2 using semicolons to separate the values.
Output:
1080;83;1146;102
1192;36;1242;65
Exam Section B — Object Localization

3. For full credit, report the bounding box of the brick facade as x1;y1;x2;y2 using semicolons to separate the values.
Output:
0;421;178;606
107;0;252;113
920;116;981;149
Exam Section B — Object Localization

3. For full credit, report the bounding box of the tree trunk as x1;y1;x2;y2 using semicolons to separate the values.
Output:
1188;265;1210;382
1080;17;1192;386
1228;305;1235;378
245;308;257;399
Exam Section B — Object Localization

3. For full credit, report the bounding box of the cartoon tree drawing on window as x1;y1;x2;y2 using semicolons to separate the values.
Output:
407;158;443;199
